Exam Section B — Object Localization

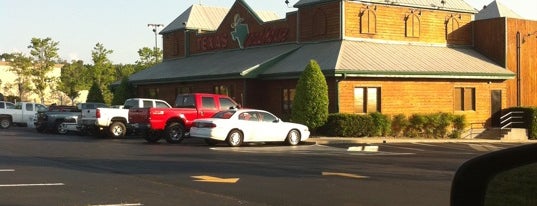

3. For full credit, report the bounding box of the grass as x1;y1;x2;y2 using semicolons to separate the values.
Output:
484;163;537;206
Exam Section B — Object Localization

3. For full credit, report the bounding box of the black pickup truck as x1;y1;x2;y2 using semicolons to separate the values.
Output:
35;103;107;134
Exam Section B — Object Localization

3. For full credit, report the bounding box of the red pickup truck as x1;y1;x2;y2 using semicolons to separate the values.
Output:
128;93;240;143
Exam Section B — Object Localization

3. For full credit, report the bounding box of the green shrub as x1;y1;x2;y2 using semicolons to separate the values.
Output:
390;114;408;137
369;112;391;137
406;114;426;138
450;114;467;139
291;59;329;132
319;112;467;139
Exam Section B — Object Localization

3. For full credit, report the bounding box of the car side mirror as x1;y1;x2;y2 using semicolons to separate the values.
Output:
450;143;537;206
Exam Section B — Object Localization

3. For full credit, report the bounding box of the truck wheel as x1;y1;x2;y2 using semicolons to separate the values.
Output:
0;117;12;129
57;123;68;134
164;122;185;144
108;122;126;138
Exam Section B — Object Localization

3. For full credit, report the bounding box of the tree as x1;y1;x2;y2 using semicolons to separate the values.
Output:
291;59;329;132
86;81;105;103
111;77;135;105
90;43;115;104
58;60;89;105
114;64;136;81
7;53;33;101
136;47;162;70
27;37;60;103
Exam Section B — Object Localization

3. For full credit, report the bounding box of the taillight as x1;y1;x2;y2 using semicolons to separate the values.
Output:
96;109;101;118
196;122;216;128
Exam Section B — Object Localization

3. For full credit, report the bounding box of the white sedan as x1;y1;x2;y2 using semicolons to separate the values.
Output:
190;109;310;147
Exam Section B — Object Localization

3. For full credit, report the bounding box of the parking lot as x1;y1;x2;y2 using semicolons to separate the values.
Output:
0;127;529;206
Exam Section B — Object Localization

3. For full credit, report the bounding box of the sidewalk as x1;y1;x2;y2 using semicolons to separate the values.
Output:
306;136;535;144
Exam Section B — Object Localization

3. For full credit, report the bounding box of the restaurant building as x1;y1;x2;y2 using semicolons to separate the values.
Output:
127;0;537;128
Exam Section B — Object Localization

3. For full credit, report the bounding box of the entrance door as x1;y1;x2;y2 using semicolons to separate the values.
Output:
491;90;502;127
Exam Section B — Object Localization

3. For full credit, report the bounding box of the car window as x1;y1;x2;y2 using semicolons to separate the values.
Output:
123;99;137;109
36;104;48;112
213;111;235;119
238;112;252;121
219;97;237;110
6;102;14;109
175;95;195;108
25;104;33;111
202;97;216;109
14;103;23;110
259;112;277;123
142;100;153;108
156;101;170;108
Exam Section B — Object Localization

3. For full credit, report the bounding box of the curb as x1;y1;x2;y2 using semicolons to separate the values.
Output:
306;137;535;144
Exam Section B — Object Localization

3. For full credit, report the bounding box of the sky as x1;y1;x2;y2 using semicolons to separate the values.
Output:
1;0;536;65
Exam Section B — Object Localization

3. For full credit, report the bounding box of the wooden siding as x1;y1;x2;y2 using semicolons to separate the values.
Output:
473;18;507;67
338;78;507;126
163;30;186;60
345;2;473;45
298;2;341;42
505;18;537;107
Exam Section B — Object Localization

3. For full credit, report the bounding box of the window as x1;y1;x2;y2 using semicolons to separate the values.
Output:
142;100;153;108
25;104;33;111
219;97;237;110
175;95;195;108
36;104;47;112
354;87;381;113
282;88;296;113
156;101;169;108
454;87;475;111
148;88;159;99
176;87;191;96
405;13;420;38
360;8;376;34
202;97;216;109
446;16;460;40
214;85;233;97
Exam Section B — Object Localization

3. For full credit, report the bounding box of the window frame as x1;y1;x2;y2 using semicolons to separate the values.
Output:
354;87;381;114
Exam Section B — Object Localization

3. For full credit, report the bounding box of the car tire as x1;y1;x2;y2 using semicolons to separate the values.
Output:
57;123;68;134
286;129;301;146
0;117;12;129
204;139;219;146
226;130;243;147
108;122;127;138
164;122;185;144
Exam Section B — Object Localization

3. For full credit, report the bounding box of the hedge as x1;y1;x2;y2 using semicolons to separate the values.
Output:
318;112;467;139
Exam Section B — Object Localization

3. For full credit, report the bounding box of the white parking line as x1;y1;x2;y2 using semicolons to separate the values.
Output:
0;183;65;187
0;169;15;172
89;203;143;206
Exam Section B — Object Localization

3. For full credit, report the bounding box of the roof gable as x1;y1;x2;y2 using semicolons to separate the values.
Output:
160;4;229;34
475;0;523;20
161;1;281;34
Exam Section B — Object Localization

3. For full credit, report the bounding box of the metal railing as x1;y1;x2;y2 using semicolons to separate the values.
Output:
500;111;525;130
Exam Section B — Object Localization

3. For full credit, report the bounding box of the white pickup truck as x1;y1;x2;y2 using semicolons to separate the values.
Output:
0;101;48;129
78;98;171;138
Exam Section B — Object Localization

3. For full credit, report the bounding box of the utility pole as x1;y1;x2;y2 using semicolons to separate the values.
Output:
147;23;164;62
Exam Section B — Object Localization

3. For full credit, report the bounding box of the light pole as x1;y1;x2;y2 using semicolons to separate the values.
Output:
147;23;164;62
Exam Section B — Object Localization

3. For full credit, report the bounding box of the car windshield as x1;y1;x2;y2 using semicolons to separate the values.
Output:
212;111;236;119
